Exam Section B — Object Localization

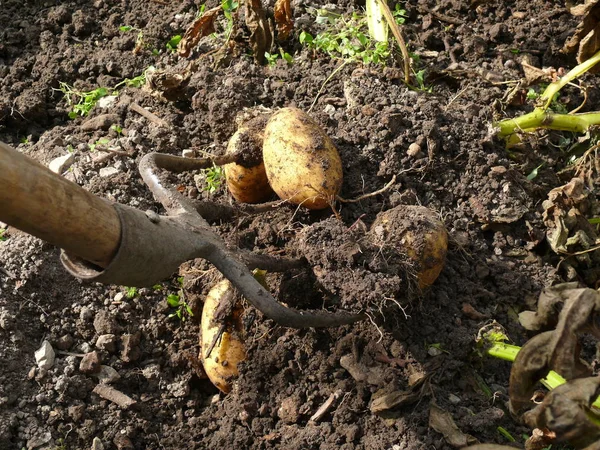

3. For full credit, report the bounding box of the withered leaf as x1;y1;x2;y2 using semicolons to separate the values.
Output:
429;403;478;448
178;5;222;58
274;0;293;41
245;0;273;65
564;0;600;72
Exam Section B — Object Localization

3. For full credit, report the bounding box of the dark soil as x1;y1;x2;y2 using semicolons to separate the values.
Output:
0;0;597;449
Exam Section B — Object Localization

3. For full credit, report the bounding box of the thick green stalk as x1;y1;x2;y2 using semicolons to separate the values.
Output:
496;108;600;137
486;342;600;409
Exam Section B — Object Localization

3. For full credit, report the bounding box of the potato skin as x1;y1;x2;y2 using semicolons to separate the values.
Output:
224;119;274;204
370;205;448;289
263;107;343;210
199;279;246;394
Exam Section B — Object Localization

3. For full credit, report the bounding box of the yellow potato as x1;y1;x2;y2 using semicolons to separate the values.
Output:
263;107;343;210
199;279;246;393
224;119;274;204
370;205;448;290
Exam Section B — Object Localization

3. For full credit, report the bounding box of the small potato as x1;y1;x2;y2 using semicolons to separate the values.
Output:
263;107;343;210
224;116;274;204
370;205;448;289
200;279;246;393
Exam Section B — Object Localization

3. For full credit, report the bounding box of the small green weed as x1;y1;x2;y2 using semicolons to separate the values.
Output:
166;35;182;52
89;137;110;152
265;48;294;66
111;124;123;137
222;0;239;37
201;164;224;193
299;10;390;64
20;136;30;144
125;286;139;299
167;277;193;322
59;83;111;119
0;229;7;242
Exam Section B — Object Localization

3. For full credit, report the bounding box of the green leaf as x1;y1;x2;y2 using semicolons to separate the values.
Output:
299;31;313;45
166;35;182;51
526;163;544;180
167;294;181;307
120;25;133;32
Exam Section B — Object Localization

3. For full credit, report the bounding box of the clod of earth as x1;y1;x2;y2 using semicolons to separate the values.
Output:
263;107;343;210
200;279;246;393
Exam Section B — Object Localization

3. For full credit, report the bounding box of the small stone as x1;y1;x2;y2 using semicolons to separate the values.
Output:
407;143;422;157
114;292;125;302
182;149;195;158
99;167;119;178
120;333;141;362
95;334;117;353
80;306;94;321
448;394;461;404
48;153;75;174
95;96;117;110
26;431;52;449
167;379;190;398
28;367;37;379
55;334;74;351
278;397;300;424
79;342;93;353
91;437;105;450
81;113;120;131
93;311;119;334
68;404;85;422
35;340;55;370
428;346;443;357
94;365;120;384
113;434;134;450
80;351;101;374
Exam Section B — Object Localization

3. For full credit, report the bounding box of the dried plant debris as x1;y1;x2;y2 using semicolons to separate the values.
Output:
542;177;600;284
178;5;222;57
245;0;273;65
429;403;479;448
510;285;600;414
523;377;600;449
273;0;293;40
564;0;600;72
509;284;600;447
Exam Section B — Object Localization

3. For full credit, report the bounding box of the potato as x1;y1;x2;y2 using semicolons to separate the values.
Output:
370;205;448;289
263;107;343;210
199;279;246;393
224;116;274;204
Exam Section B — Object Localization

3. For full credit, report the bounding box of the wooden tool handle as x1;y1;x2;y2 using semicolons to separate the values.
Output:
0;142;120;268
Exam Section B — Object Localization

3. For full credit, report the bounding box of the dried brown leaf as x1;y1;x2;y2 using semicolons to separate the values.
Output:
274;0;293;40
564;0;600;72
429;403;478;448
178;6;222;58
245;0;273;64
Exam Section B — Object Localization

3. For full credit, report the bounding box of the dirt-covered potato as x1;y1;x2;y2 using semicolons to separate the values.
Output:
263;107;343;210
224;116;274;204
370;205;448;289
199;279;246;393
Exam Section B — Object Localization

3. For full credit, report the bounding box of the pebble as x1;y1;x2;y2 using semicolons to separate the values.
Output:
114;292;125;302
80;306;94;321
34;341;55;370
167;379;190;398
277;397;300;424
94;365;120;384
91;437;105;450
120;333;141;362
55;334;74;351
48;153;75;174
79;351;101;374
95;96;117;110
95;334;117;353
448;394;461;404
181;149;195;158
407;143;422;157
93;311;119;334
99;167;119;178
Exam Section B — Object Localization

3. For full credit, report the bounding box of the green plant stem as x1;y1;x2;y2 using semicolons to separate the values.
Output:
496;108;600;137
486;342;600;409
541;49;600;110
